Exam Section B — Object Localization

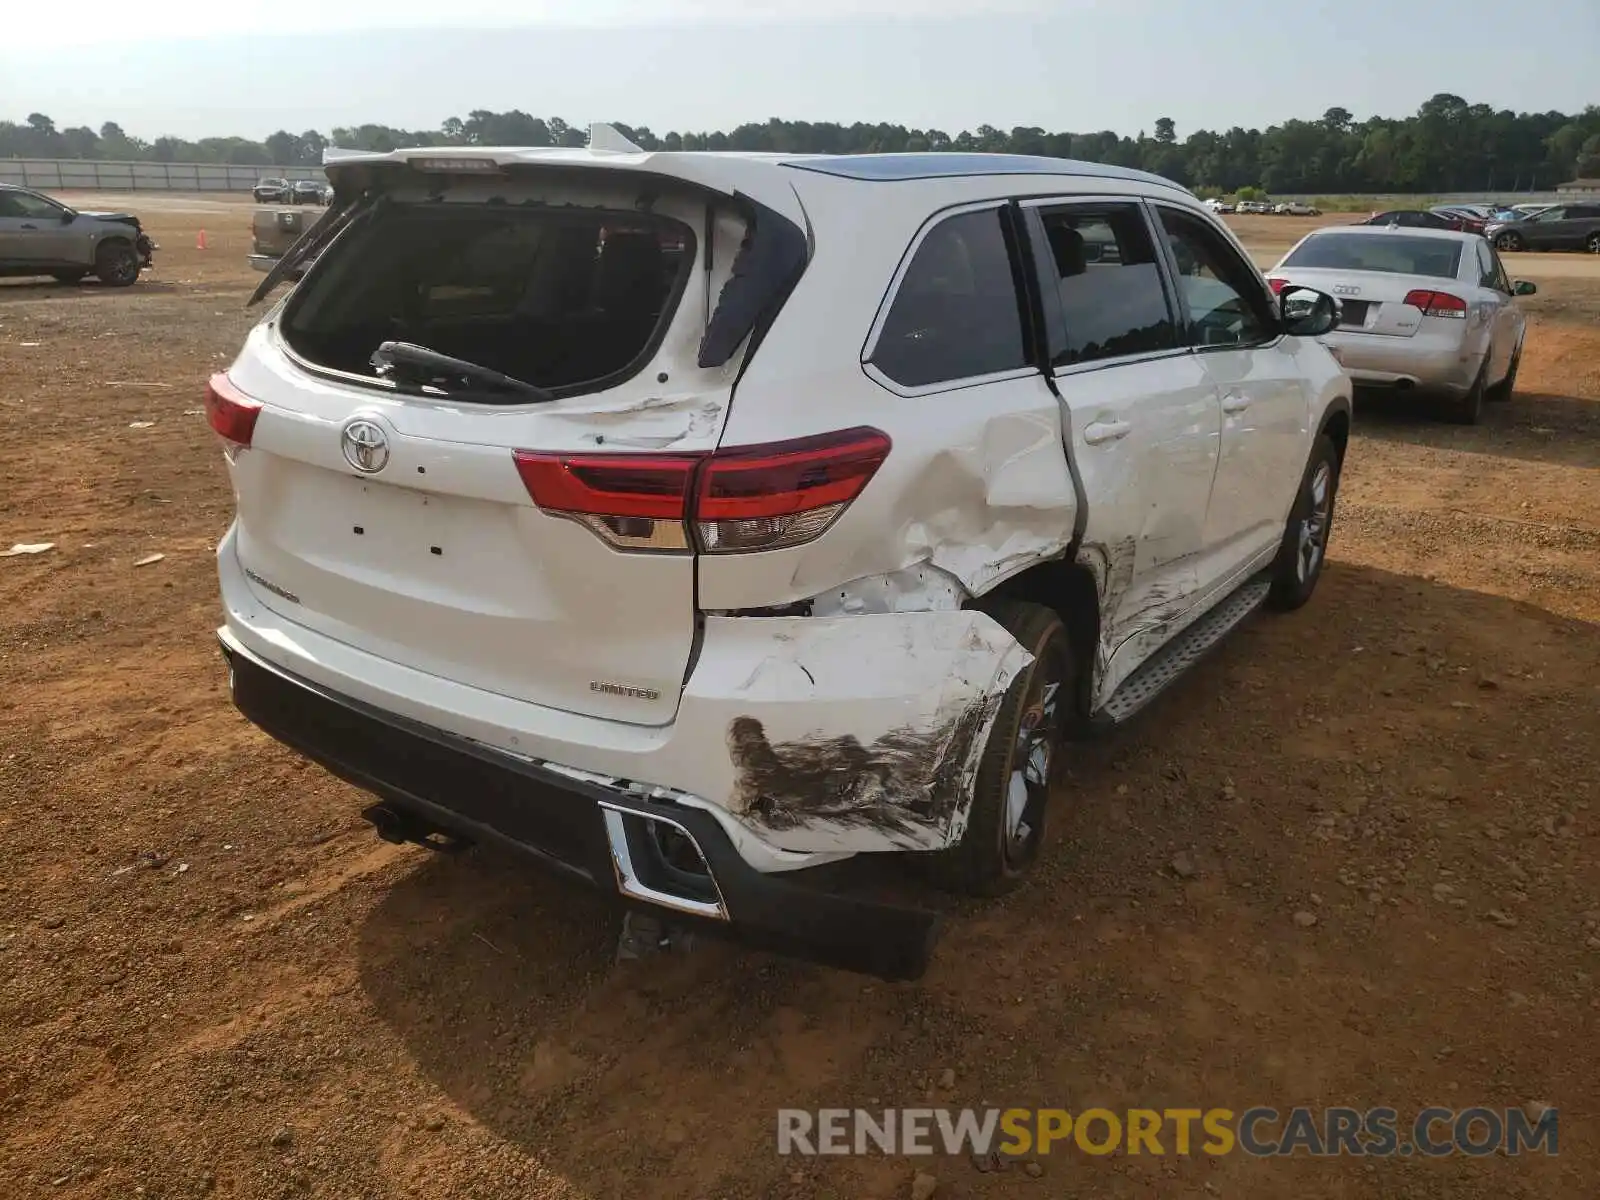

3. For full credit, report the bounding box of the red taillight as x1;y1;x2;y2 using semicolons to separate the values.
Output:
513;427;891;554
696;427;891;553
513;452;702;551
1267;276;1289;295
1403;289;1468;319
204;373;262;447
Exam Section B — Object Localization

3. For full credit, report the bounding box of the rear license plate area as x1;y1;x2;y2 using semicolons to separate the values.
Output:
335;476;465;562
1337;300;1371;327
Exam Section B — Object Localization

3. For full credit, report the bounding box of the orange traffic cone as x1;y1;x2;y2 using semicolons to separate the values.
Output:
196;229;208;250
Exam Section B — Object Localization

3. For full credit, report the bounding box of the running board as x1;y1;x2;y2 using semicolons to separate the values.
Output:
1094;576;1273;727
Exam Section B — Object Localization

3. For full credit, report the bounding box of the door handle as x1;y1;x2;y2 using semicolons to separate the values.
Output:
1222;392;1251;414
1083;419;1131;445
20;223;38;230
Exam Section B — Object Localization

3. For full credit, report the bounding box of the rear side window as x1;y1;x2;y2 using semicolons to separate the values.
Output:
1475;239;1498;289
871;207;1028;388
1283;233;1463;279
281;204;693;400
1035;204;1176;367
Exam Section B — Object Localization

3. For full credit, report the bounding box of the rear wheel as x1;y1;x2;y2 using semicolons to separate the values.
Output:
1267;434;1340;611
927;601;1072;897
94;240;141;288
1494;231;1524;252
1443;358;1488;425
1488;340;1522;402
1587;232;1600;255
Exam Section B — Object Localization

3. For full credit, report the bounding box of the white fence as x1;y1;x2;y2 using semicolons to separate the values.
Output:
0;159;327;192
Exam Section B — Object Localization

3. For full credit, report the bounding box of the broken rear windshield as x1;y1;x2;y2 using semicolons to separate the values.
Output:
1283;233;1463;279
279;202;695;400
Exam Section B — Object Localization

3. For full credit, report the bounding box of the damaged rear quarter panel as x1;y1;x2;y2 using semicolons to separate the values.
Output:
699;175;1079;614
683;610;1032;854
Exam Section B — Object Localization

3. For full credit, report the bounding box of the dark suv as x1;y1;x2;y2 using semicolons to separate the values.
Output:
1487;204;1600;254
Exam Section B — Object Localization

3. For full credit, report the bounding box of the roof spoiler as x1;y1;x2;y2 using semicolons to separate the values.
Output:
587;123;645;154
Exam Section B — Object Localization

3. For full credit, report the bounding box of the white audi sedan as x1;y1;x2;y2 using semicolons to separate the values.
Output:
1268;225;1536;423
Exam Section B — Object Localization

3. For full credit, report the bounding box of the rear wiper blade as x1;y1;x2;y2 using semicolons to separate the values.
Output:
247;192;372;309
369;341;556;404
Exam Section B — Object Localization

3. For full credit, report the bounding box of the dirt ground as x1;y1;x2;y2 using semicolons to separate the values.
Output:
1;197;1596;1200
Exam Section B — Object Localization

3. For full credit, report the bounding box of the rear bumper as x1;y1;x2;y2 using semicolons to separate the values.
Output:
216;524;1028;864
1320;329;1481;395
248;254;278;273
220;632;939;980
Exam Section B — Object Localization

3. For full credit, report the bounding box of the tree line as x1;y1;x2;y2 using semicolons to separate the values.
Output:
4;94;1598;195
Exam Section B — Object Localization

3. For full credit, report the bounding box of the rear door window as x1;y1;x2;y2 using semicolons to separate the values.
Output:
1475;239;1499;289
870;206;1029;388
1031;203;1177;367
1490;247;1514;294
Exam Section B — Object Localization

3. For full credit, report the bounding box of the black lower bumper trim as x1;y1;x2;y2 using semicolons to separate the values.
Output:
221;637;939;980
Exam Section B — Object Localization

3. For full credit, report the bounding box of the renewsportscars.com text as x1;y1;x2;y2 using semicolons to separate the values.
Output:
777;1105;1558;1158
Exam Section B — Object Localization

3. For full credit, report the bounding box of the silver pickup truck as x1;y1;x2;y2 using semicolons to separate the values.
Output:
0;183;157;286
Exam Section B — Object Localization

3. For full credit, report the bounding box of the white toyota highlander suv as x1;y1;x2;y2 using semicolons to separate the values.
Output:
211;130;1352;979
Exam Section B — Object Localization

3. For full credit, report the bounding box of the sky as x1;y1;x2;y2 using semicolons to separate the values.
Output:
2;0;1596;144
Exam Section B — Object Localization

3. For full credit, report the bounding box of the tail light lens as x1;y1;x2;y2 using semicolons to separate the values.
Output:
512;453;702;551
1267;277;1289;295
204;373;262;447
695;428;891;553
1403;289;1468;319
513;427;891;554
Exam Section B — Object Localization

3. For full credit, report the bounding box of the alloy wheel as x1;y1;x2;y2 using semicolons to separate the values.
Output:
1003;679;1060;863
1297;462;1333;583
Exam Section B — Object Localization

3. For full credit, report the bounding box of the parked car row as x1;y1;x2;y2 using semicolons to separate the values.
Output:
1206;198;1322;216
1359;202;1600;253
253;177;332;205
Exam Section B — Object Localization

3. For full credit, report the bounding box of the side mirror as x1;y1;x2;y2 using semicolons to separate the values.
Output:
1280;285;1339;337
60;210;75;223
1513;280;1537;296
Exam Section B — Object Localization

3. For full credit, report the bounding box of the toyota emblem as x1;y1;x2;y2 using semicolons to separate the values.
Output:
341;418;390;474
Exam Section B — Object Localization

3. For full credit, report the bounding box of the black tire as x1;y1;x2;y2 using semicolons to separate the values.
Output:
93;240;141;288
1267;434;1341;612
1587;232;1600;255
1442;357;1488;425
1494;231;1524;252
927;601;1072;897
51;271;87;285
1487;340;1522;402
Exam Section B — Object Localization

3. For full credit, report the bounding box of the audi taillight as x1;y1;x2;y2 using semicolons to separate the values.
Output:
204;373;262;447
1403;289;1467;319
1267;277;1289;295
513;427;891;554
